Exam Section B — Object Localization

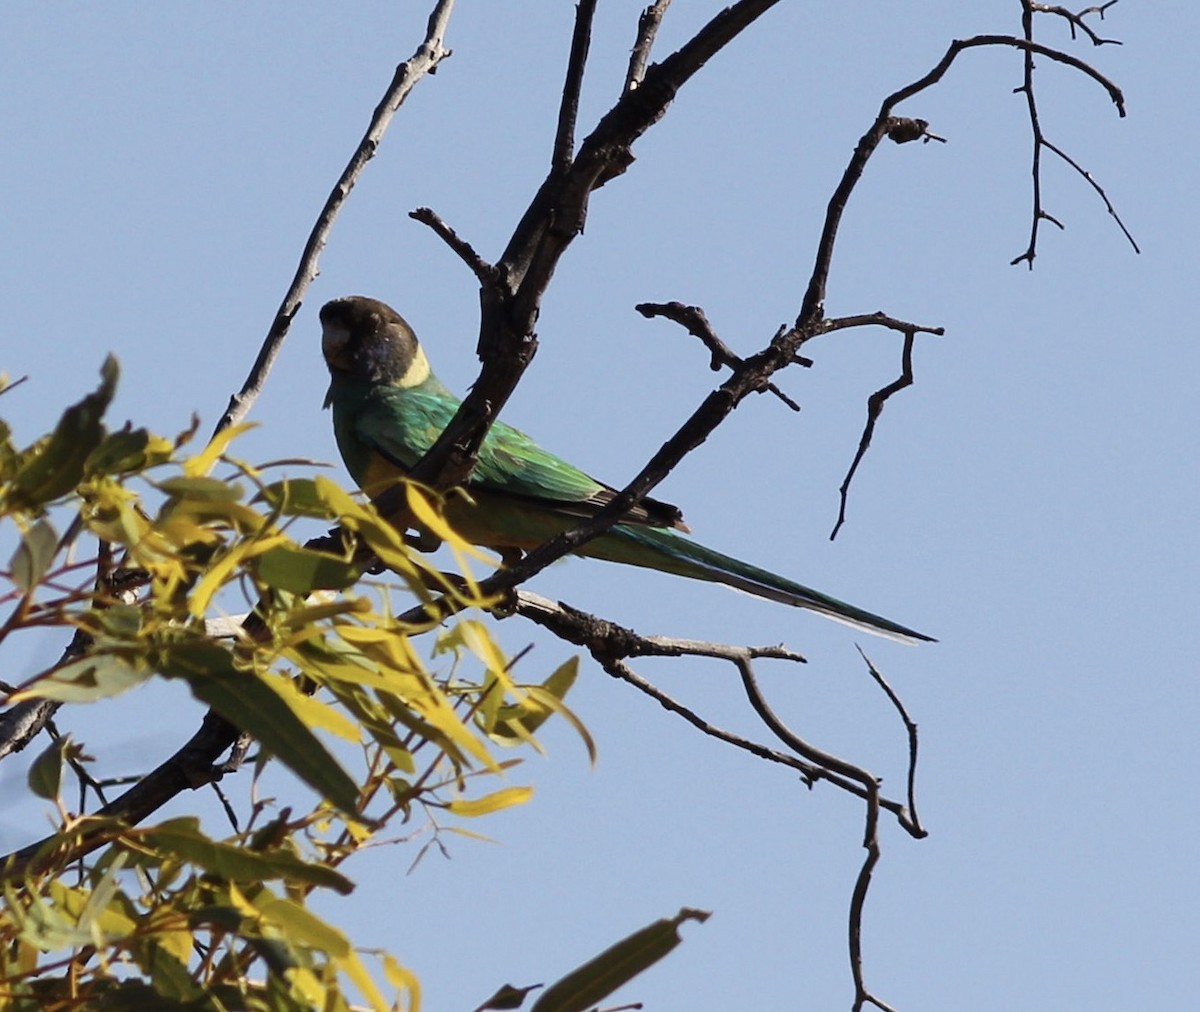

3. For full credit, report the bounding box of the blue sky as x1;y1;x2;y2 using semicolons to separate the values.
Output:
2;3;1196;1009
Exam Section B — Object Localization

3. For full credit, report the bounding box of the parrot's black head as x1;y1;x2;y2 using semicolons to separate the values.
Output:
320;296;431;389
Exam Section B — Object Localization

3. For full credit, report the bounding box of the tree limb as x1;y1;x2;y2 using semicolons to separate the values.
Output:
212;0;458;437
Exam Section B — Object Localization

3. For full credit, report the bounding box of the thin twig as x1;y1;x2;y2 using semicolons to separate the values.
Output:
553;0;598;173
1031;1;1123;45
512;591;924;835
636;301;804;410
826;315;942;539
211;0;458;437
802;31;1124;322
857;646;923;837
409;206;495;284
733;662;898;1012
1009;2;1133;265
1042;137;1139;252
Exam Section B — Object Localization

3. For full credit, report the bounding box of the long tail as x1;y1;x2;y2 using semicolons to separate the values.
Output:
594;524;934;644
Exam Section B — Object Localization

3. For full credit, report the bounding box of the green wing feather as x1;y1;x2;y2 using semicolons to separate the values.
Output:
355;383;611;505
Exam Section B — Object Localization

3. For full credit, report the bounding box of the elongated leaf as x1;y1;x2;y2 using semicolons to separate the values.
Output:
9;517;58;592
161;644;359;816
85;426;173;477
269;674;361;743
156;475;244;501
253;895;350;956
445;786;533;818
257;477;339;519
129;940;202;1001
182;421;255;478
532;908;710;1012
255;543;359;594
146;818;354;895
382;954;422;1012
18;653;148;703
7;356;117;509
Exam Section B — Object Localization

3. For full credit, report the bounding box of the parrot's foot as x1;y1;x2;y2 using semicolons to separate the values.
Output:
495;546;525;568
487;587;520;619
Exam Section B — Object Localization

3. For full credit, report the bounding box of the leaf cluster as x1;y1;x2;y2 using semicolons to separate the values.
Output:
0;361;592;1009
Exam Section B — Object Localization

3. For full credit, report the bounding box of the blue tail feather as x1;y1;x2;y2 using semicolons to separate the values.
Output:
596;524;933;644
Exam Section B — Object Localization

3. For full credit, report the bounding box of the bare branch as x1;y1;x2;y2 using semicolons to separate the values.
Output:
858;646;924;838
4;709;242;878
802;31;1125;323
1031;1;1123;45
397;0;786;513
512;591;924;836
1043;138;1138;251
211;0;458;437
624;1;673;92
409;206;495;285
552;0;598;172
636;301;804;411
825;314;943;539
733;663;899;1012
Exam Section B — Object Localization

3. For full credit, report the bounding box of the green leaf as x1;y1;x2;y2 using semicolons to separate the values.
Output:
156;475;244;501
255;544;358;594
255;895;350;956
85;426;173;477
27;735;68;801
159;642;360;816
128;941;203;1002
531;908;710;1012
147;818;355;896
9;517;58;592
258;478;339;518
7;355;118;509
22;653;148;703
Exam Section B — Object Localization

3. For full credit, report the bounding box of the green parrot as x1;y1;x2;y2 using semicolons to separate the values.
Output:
320;295;932;644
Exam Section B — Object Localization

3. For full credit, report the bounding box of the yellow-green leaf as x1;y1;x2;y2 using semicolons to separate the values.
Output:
182;421;255;478
145;818;355;895
258;477;339;519
446;786;533;818
254;895;350;957
157;475;244;501
270;675;361;743
382;954;422;1012
85;426;173;477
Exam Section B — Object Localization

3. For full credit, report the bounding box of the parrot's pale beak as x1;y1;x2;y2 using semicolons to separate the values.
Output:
321;322;351;370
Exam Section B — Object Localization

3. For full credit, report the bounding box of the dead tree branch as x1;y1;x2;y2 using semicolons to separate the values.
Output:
636;301;804;411
513;590;925;839
625;0;674;93
212;0;458;437
824;314;943;540
1012;2;1136;266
